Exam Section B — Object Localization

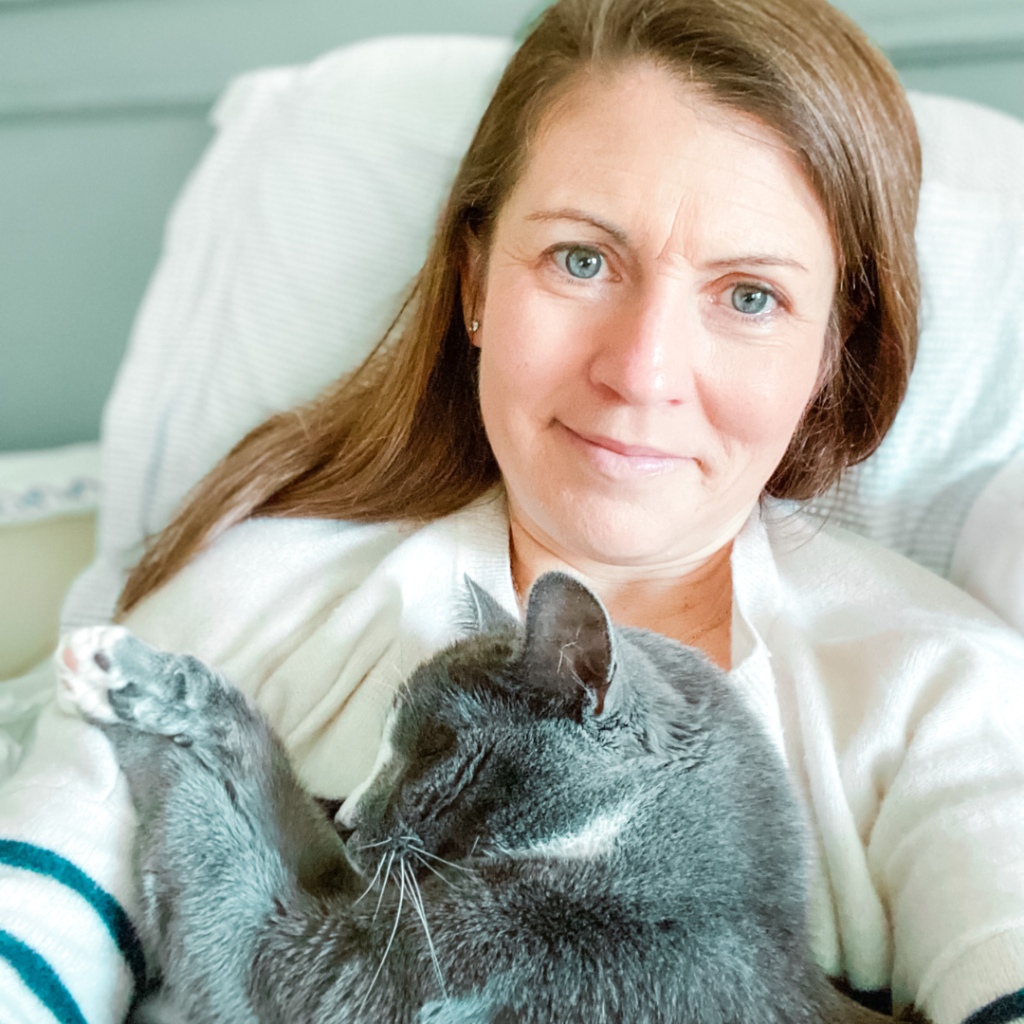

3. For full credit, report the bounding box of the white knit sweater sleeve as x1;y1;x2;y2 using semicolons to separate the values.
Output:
868;623;1024;1024
755;512;1024;1024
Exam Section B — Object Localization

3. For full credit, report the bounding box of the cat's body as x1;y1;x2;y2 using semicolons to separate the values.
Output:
59;573;889;1024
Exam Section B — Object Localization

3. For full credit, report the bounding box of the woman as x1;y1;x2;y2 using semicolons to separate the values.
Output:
2;0;1022;1021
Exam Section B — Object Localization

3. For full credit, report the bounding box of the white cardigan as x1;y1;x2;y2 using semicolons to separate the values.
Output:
0;490;1022;1024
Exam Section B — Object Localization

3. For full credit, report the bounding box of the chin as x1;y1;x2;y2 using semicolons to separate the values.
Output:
544;495;699;567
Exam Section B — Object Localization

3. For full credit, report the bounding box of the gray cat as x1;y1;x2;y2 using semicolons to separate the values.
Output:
60;572;891;1024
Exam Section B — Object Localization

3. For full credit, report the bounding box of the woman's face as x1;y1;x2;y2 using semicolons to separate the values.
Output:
471;64;836;572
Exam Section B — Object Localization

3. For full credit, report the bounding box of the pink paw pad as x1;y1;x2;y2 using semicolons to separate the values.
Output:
55;626;132;723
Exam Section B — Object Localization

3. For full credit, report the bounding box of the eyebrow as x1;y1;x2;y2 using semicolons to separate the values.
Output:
704;254;810;273
524;207;810;274
525;208;630;247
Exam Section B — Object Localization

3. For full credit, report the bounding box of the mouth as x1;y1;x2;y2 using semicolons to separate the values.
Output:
561;424;689;477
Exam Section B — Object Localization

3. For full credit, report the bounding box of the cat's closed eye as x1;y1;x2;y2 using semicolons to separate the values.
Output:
414;722;458;763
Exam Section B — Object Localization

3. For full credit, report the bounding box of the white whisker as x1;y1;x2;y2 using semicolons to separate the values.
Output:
414;848;474;874
365;859;406;996
403;860;447;999
354;852;387;906
415;851;475;876
353;858;406;1018
412;852;453;887
374;851;395;920
356;838;393;851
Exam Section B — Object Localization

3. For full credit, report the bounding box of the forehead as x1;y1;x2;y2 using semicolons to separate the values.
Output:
499;63;834;269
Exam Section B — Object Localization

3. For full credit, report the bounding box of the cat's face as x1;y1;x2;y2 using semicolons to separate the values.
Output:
338;573;722;877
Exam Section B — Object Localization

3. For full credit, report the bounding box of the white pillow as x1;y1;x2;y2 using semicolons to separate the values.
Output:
62;35;1024;629
808;92;1024;578
63;35;515;628
950;450;1024;633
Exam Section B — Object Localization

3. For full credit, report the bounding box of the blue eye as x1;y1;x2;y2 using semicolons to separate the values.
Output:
561;247;603;280
731;284;773;315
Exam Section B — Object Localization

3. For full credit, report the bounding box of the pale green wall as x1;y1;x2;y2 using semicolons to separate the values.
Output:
0;0;544;452
833;0;1024;120
1;0;1022;452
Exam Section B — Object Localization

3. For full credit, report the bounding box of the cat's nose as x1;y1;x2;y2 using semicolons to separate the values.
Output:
335;795;359;831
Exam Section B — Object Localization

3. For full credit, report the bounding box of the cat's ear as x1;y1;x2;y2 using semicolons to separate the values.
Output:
521;572;614;717
462;575;517;634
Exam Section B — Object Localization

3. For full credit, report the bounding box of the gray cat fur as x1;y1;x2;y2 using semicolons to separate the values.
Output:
79;572;892;1024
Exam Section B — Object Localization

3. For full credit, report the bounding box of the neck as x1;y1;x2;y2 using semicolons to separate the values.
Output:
509;524;735;671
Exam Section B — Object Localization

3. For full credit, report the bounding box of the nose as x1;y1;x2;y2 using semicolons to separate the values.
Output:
335;794;359;830
589;277;697;406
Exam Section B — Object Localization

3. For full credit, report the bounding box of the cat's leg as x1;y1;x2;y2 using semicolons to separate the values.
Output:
58;627;354;1024
61;630;469;1024
247;867;454;1024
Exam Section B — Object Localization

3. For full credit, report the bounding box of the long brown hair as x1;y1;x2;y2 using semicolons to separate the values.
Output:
117;0;921;616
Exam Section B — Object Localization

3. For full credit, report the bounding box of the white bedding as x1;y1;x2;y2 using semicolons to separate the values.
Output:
0;443;102;777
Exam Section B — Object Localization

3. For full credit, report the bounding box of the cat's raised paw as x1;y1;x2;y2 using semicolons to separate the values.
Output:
56;626;135;724
56;627;220;741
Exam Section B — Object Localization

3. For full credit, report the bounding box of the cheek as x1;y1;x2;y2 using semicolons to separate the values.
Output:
704;340;824;458
477;325;537;437
476;324;539;482
476;281;583;430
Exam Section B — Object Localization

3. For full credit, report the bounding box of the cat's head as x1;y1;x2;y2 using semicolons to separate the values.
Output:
337;572;732;878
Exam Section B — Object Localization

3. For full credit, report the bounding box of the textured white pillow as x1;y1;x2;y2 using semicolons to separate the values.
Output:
950;451;1024;633
808;92;1024;579
62;35;1024;629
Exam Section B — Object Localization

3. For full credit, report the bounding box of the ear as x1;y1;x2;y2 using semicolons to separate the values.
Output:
459;230;486;346
521;572;614;716
463;575;517;634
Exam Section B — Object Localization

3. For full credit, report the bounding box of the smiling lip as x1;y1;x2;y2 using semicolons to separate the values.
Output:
572;430;677;460
563;424;688;476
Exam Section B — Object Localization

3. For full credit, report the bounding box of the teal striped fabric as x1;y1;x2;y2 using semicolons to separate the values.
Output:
0;929;88;1024
966;991;1024;1024
0;839;145;1021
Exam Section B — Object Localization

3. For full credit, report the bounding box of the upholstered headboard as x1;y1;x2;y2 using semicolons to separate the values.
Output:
1;0;1022;455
